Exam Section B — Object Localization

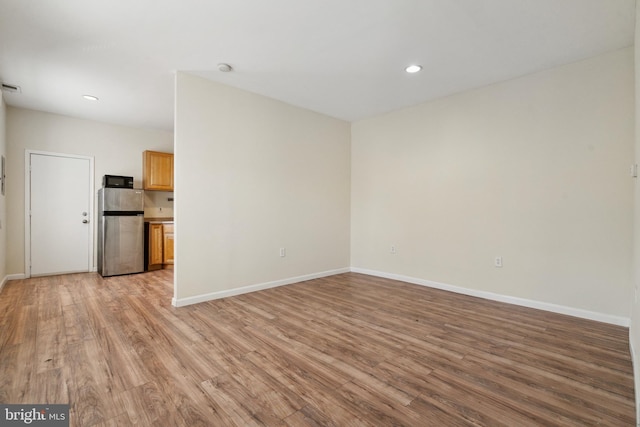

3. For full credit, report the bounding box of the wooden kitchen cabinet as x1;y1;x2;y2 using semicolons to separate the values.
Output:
163;224;174;265
146;222;174;270
143;150;174;191
148;223;165;266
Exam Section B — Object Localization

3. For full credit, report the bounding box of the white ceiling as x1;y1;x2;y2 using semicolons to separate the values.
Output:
0;0;635;131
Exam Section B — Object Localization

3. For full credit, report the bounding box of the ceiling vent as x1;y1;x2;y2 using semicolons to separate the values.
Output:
1;82;21;93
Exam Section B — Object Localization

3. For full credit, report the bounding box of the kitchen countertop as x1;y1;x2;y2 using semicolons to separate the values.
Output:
144;217;174;223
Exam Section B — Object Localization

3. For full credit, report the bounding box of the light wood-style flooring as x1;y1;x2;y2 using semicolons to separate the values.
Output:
0;271;635;426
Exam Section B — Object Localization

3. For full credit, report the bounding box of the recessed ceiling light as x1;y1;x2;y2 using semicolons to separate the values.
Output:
405;65;422;74
83;94;99;101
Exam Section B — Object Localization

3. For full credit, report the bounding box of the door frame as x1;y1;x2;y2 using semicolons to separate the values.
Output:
24;150;95;278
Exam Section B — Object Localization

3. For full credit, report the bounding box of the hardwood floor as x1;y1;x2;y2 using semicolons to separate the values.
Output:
0;271;635;426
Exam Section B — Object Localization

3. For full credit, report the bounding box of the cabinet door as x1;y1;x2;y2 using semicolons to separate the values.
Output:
149;223;164;265
143;151;174;191
163;224;174;264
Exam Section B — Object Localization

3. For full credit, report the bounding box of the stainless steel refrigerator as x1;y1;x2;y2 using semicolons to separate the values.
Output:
97;187;145;277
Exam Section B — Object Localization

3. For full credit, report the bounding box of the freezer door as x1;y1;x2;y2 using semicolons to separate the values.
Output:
100;215;144;276
100;188;144;212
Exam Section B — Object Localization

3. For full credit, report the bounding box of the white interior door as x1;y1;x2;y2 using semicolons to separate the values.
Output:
28;152;93;276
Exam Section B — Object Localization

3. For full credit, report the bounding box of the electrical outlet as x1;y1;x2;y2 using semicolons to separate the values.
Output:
280;247;286;257
390;246;397;254
495;256;503;268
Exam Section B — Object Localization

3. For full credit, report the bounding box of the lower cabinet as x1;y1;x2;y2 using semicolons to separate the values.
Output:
145;222;174;270
163;224;174;264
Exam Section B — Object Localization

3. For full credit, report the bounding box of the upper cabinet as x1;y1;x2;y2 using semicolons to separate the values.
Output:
143;150;174;191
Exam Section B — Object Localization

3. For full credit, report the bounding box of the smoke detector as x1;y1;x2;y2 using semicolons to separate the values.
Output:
217;63;233;72
1;82;21;93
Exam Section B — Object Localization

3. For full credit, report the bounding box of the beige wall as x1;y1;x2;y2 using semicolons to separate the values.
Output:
352;48;634;318
6;108;173;275
0;95;6;285
174;72;351;302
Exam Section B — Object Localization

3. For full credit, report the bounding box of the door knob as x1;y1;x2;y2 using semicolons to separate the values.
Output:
82;219;89;224
82;212;88;216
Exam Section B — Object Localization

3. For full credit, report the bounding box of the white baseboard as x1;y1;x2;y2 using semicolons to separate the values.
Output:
172;267;351;307
351;267;630;327
0;274;27;293
172;265;630;326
